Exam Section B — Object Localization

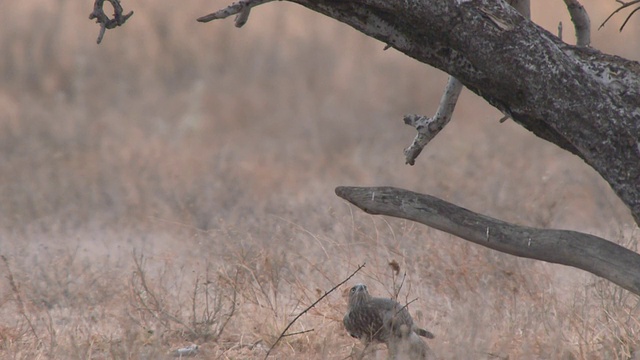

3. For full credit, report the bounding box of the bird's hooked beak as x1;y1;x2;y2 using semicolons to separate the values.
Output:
347;283;369;308
350;283;367;295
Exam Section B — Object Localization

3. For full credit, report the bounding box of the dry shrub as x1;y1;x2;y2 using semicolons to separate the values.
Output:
128;251;238;343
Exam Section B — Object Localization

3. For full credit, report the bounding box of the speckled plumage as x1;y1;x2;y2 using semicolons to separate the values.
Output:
343;284;434;345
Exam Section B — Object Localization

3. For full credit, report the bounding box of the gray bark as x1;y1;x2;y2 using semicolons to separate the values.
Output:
336;186;640;296
563;0;591;46
403;77;463;165
273;0;640;225
194;0;640;295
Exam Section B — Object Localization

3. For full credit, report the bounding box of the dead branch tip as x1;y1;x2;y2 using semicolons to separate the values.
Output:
197;0;274;27
403;77;463;165
263;263;365;359
89;0;133;44
599;0;640;31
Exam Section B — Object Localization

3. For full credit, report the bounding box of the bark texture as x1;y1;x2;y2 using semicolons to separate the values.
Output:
336;186;640;296
281;0;640;225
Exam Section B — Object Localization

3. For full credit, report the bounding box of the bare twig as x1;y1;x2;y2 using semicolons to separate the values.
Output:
89;0;133;44
563;0;591;46
281;328;314;337
600;0;640;31
130;252;172;329
403;76;463;165
197;0;276;27
620;5;640;30
1;255;40;343
395;298;418;319
130;251;199;338
211;269;239;340
558;21;563;40
264;263;365;359
191;277;199;332
43;310;57;357
392;270;407;301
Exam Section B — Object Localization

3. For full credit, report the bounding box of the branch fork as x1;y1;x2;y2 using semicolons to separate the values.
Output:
89;0;133;44
600;0;640;31
197;0;276;27
403;77;463;165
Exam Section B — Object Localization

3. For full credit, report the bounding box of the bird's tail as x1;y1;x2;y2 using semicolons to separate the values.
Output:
415;328;435;339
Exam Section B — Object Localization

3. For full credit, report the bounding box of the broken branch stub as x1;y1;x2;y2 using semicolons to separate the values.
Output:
403;76;463;165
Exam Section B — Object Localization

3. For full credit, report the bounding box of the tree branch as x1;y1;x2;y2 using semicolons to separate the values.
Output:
600;0;640;31
200;0;640;226
403;77;463;165
403;1;529;165
562;0;591;46
335;186;640;296
89;0;133;44
197;0;275;27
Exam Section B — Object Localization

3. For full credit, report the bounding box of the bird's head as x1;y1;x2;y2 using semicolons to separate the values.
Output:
348;283;371;307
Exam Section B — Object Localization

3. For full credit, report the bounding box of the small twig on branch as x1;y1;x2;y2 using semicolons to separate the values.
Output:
395;298;418;318
391;269;406;301
563;0;591;46
89;0;133;44
558;21;563;40
264;263;365;359
197;0;275;28
600;0;640;31
403;76;463;165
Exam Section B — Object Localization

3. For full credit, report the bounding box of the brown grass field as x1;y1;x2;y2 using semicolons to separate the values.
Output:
1;0;639;359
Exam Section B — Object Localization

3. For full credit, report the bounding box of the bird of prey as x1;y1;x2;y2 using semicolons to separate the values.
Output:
343;283;434;345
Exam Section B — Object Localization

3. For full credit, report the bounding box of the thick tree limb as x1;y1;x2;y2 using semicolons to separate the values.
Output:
401;1;529;165
335;186;640;296
200;0;640;226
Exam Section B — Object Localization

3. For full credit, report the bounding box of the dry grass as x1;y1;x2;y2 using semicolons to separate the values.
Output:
0;0;639;359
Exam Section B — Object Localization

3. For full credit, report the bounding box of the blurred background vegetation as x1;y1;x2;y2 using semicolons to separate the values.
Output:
0;0;638;358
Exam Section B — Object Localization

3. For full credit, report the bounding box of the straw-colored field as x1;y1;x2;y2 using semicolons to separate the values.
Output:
1;1;639;358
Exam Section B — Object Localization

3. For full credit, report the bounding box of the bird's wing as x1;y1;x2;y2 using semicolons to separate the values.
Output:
343;311;361;339
361;303;389;342
372;298;414;325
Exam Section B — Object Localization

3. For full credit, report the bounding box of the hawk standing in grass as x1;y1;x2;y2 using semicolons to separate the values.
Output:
343;283;435;359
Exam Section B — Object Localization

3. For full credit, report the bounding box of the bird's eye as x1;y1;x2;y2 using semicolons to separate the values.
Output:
350;287;355;293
